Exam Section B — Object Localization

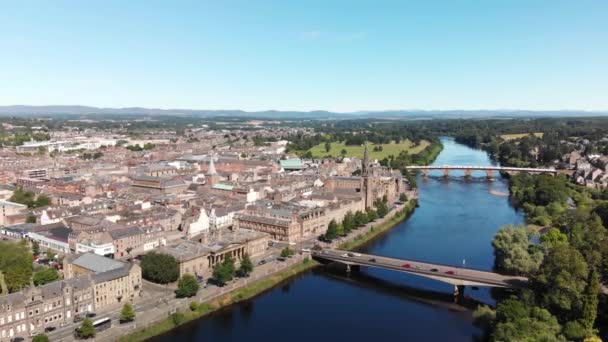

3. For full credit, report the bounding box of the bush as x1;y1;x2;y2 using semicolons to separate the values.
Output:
170;312;185;326
190;301;199;311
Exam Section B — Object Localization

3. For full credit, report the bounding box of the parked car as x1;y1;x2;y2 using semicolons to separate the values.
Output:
86;312;97;318
258;259;267;265
10;337;24;342
44;326;56;333
301;248;311;253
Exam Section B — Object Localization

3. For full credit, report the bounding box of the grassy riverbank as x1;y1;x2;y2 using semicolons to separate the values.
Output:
339;200;418;250
120;259;318;342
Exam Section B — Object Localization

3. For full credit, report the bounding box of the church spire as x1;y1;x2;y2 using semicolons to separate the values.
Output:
207;155;217;175
362;141;370;176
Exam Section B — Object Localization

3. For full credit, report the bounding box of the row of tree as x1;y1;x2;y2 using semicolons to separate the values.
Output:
482;173;608;341
322;197;390;242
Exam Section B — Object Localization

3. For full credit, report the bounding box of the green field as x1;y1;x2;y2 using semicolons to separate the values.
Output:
500;133;544;141
308;140;430;159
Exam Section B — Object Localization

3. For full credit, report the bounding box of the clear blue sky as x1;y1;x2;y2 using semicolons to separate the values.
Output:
1;0;607;112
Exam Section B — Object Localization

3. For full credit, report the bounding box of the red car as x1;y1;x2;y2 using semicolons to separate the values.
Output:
402;264;411;268
445;270;455;275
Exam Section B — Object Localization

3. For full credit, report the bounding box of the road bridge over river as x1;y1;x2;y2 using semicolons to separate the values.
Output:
405;165;558;178
312;249;528;298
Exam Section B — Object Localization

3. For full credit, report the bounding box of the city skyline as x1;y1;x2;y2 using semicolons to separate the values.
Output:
1;1;607;112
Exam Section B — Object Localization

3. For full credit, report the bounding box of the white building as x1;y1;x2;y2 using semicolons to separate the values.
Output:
187;209;209;238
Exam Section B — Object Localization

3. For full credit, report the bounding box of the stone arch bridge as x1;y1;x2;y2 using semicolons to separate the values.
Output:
405;165;559;178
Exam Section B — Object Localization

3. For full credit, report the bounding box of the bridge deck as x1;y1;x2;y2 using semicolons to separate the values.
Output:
405;165;556;173
314;249;528;288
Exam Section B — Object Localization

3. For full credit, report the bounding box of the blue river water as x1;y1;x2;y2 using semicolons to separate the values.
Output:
152;138;524;341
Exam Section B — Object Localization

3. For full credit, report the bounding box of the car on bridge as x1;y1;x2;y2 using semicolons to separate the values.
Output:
402;264;412;268
445;270;456;275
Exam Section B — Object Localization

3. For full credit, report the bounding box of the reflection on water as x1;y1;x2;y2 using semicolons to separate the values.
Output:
151;138;524;342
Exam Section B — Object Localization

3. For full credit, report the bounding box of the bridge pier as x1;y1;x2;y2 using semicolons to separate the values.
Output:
421;169;429;178
485;170;496;180
464;169;472;179
454;285;465;303
442;169;450;178
345;264;360;275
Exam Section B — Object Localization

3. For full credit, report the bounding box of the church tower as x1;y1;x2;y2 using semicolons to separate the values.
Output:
361;142;374;209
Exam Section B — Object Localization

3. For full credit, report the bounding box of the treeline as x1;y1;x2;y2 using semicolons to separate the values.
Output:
481;173;608;341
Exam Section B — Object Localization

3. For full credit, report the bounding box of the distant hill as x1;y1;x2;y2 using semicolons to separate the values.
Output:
0;105;606;119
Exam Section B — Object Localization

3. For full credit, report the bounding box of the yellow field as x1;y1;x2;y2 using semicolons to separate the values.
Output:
308;139;430;159
500;133;544;140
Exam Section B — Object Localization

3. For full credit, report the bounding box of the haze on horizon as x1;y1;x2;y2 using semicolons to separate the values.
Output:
0;0;607;112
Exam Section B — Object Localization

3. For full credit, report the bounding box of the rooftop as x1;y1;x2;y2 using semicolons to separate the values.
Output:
71;253;125;274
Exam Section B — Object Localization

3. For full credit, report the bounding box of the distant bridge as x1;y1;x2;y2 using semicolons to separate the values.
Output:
312;249;528;298
405;165;558;178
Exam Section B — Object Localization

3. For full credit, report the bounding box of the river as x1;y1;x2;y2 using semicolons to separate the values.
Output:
152;138;525;341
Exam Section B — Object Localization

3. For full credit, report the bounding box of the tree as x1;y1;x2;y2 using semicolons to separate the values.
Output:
534;244;589;323
580;271;600;332
213;255;236;286
492;225;543;275
375;200;388;218
237;254;254;277
340;148;347;157
77;318;96;338
493;299;565;342
32;334;49;342
540;228;568;250
592;202;608;228
324;141;331;153
324;219;339;241
472;305;496;330
366;208;378;221
0;240;33;293
399;193;408;202
34;194;51;207
120;303;135;323
140;252;180;284
175;274;200;298
342;211;356;233
33;268;59;286
32;240;40;256
354;211;369;227
27;215;37;224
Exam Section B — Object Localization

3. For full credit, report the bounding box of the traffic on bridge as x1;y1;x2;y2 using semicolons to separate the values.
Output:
312;249;528;293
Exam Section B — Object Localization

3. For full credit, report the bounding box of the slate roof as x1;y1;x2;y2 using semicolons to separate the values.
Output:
71;253;124;274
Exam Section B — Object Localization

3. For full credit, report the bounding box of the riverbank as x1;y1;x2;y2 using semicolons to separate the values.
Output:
339;200;418;250
119;200;418;342
120;258;318;342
